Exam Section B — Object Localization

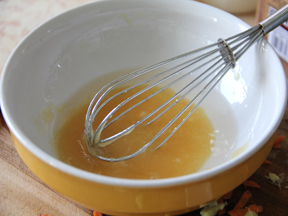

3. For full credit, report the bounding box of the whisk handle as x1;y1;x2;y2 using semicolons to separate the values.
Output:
259;4;288;35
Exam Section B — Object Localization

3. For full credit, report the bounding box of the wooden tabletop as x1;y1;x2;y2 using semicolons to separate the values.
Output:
1;106;288;216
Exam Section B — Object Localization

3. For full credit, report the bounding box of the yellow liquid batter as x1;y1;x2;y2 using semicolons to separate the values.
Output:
55;85;215;179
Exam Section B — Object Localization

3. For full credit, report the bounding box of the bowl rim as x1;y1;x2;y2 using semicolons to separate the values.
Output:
1;0;287;188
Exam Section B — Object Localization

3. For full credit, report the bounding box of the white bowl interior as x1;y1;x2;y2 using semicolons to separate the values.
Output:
1;0;286;180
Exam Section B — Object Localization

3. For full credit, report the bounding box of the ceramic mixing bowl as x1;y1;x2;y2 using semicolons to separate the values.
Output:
1;0;287;215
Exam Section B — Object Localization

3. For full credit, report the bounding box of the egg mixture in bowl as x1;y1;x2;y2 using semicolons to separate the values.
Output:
1;0;286;215
55;83;216;179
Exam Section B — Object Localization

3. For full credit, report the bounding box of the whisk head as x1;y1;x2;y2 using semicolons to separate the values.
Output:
84;24;264;162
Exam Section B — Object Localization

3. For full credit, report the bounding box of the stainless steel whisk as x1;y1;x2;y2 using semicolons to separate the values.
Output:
85;5;288;162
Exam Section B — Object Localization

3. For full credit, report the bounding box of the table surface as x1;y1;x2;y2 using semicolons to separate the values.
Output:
1;1;288;216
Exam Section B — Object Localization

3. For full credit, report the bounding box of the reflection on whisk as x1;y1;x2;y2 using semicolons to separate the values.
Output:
85;5;288;162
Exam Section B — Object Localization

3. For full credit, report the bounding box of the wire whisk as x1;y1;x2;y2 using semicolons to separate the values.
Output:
85;5;288;162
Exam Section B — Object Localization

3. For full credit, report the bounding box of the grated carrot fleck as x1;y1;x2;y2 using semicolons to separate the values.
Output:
263;159;272;164
243;180;260;188
93;211;103;216
247;204;263;213
274;135;285;144
273;142;282;149
228;205;263;216
233;190;252;210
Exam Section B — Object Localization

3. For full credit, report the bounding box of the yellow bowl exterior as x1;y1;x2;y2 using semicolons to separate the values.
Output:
11;132;275;216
